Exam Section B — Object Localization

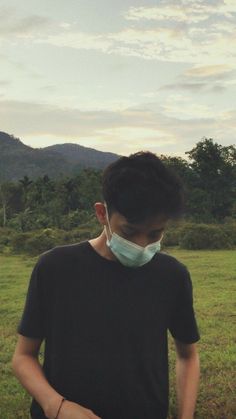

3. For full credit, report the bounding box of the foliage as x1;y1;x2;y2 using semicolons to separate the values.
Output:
185;138;236;221
6;221;102;256
0;227;14;252
221;222;236;246
23;229;60;256
179;223;233;250
10;231;34;254
162;138;236;223
163;221;236;250
162;221;192;247
0;220;234;256
0;139;235;231
0;169;103;231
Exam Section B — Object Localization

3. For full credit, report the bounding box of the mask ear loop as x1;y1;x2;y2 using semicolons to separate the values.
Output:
104;202;113;237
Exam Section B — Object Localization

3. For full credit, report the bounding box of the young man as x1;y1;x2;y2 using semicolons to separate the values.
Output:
12;152;200;419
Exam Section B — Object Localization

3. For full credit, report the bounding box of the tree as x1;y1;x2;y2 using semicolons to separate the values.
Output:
0;182;23;226
0;183;8;227
76;169;102;210
186;138;236;221
19;175;33;210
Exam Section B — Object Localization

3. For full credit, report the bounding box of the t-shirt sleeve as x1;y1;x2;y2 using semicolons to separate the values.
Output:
17;255;46;339
168;266;200;344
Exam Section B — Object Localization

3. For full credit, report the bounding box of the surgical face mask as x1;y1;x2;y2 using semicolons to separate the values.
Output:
104;206;163;268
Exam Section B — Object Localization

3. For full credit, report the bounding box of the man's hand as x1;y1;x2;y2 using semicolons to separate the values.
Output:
58;400;102;419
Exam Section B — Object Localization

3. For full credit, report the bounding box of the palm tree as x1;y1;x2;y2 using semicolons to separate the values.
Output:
0;183;8;227
19;175;33;210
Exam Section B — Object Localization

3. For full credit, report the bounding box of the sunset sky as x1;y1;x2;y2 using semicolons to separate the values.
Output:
0;0;236;157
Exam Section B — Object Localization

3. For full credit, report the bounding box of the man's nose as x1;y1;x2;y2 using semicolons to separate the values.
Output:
133;236;150;248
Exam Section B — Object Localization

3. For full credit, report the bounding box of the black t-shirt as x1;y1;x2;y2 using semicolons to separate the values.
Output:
18;241;200;419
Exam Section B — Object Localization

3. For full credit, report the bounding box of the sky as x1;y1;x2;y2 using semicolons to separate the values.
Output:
0;0;236;157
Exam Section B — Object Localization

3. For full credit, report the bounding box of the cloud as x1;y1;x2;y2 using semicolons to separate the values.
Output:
161;82;206;91
0;99;235;156
211;20;236;34
0;80;11;86
0;53;8;61
124;1;236;24
162;95;223;119
1;2;236;66
39;85;58;93
0;7;53;38
161;64;236;92
160;81;229;93
41;31;112;53
185;65;233;79
0;99;178;153
33;23;236;65
0;100;115;137
119;2;236;64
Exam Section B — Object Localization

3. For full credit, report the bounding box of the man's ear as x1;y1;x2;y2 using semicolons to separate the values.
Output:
94;202;107;225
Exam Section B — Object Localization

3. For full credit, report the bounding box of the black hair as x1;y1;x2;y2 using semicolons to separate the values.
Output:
102;151;184;223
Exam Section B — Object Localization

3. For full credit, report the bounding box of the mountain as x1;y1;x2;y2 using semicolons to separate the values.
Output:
44;143;120;170
0;132;119;181
0;132;71;181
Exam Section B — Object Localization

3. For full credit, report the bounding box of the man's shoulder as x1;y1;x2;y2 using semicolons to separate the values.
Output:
154;251;189;276
37;240;90;268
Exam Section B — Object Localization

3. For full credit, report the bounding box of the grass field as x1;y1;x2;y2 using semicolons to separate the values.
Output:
0;249;236;419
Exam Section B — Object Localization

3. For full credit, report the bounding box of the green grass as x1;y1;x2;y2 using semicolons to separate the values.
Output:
168;249;236;419
0;249;236;418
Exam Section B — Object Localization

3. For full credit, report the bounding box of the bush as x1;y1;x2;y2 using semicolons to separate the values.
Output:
60;210;95;231
67;223;101;243
7;210;37;232
0;227;14;246
162;222;193;247
8;224;102;256
162;227;181;247
10;229;59;255
24;229;57;256
179;223;234;250
222;222;236;246
10;231;32;253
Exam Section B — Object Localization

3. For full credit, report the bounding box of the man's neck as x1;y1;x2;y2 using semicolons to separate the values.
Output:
89;231;117;261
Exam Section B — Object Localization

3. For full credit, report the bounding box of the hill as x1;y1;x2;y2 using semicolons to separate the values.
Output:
0;132;119;181
45;143;120;170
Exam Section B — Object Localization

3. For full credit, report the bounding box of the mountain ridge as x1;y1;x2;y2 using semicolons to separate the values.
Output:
0;131;120;181
45;143;120;167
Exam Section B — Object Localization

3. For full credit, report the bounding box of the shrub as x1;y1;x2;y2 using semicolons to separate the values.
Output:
68;223;102;242
24;228;58;256
60;210;95;231
162;221;193;247
8;224;102;256
10;232;32;253
7;210;37;232
222;223;236;246
0;228;14;247
162;227;181;247
179;224;233;250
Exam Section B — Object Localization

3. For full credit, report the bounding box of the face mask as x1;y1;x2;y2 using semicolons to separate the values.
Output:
104;206;162;268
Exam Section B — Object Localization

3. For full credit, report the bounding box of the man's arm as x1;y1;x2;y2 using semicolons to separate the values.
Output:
12;334;66;418
12;334;101;419
174;339;200;419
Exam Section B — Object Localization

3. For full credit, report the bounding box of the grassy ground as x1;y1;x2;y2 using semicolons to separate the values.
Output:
168;249;236;419
0;249;235;418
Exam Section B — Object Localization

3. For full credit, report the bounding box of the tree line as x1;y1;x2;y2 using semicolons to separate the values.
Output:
0;138;235;232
